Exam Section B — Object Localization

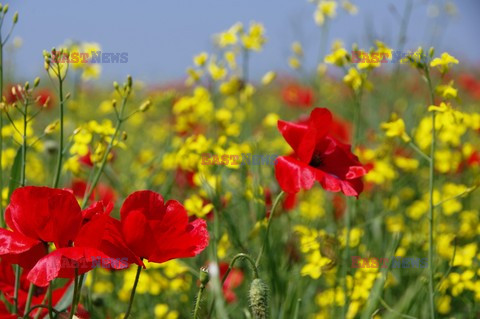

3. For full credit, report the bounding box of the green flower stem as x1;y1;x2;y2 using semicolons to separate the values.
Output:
226;253;259;281
80;92;129;209
123;265;142;319
193;283;206;319
207;253;260;318
52;76;65;188
342;90;362;317
47;283;54;319
408;140;431;162
255;190;285;267
68;268;79;319
23;283;35;318
13;266;21;314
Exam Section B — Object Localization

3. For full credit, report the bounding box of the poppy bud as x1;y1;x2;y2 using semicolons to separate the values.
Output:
112;99;117;108
428;47;435;59
34;77;40;88
249;278;268;319
127;75;132;88
3;4;8;14
24;81;29;91
13;11;18;24
199;267;209;287
113;81;119;91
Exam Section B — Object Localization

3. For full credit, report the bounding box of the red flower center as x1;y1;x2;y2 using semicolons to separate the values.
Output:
309;152;323;168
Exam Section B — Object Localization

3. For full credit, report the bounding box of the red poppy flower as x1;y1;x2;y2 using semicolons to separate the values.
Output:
28;201;141;287
1;187;135;287
3;84;22;104
282;84;314;108
219;263;244;303
34;88;56;109
0;187;83;269
71;179;117;207
120;190;209;264
275;108;366;197
459;73;480;99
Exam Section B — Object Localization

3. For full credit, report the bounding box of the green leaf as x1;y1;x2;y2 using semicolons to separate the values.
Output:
7;146;22;201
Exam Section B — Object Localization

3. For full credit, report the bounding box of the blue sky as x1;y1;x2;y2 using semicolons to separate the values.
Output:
7;0;480;83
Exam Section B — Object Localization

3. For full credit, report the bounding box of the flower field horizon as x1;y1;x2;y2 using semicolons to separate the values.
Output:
0;1;479;319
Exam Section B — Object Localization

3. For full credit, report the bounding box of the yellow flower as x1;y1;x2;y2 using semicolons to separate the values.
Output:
436;82;457;99
219;77;242;95
343;67;364;91
193;52;208;67
341;0;358;15
436;295;451;314
288;56;301;69
242;22;266;51
324;47;349;67
300;250;331;279
381;118;411;142
430;52;458;73
208;60;227;81
217;24;240;48
185;194;213;218
186;67;202;86
365;159;396;184
262;112;279;127
314;0;337;26
261;71;276;85
428;102;451;113
394;156;419;171
292;41;303;56
224;51;236;69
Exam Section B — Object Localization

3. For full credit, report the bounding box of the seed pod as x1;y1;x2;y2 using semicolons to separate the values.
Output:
139;100;151;112
249;278;268;319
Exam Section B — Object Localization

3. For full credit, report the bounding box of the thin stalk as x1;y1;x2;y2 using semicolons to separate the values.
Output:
342;90;361;317
68;268;79;319
225;253;259;281
193;283;206;319
47;283;54;318
52;77;64;188
242;49;249;84
80;94;129;209
13;266;21;314
123;265;142;319
425;65;436;319
23;283;35;318
293;298;302;319
255;191;285;267
21;100;27;186
207;253;260;317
